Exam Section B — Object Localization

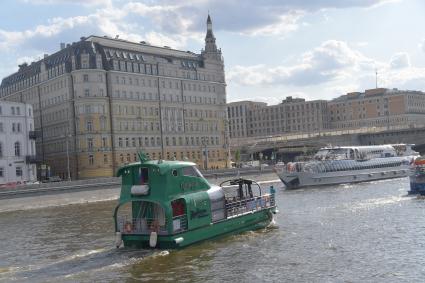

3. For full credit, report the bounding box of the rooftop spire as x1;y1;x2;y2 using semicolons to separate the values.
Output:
206;13;214;39
203;13;221;61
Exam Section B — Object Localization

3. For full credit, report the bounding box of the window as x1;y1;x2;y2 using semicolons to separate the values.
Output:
86;121;93;131
103;154;108;163
0;143;2;157
102;137;107;148
88;154;94;165
83;74;89;82
11;107;15;115
100;117;106;130
16;167;22;177
87;138;93;150
14;142;20;156
0;167;3;177
0;123;3;132
84;89;90;97
140;167;149;184
182;166;203;178
16;107;20;115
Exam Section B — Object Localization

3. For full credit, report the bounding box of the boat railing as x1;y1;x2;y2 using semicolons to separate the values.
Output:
225;193;275;218
118;216;168;235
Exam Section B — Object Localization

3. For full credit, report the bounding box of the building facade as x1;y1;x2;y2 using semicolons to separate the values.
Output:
329;88;425;129
228;97;330;139
227;101;266;138
0;101;37;185
0;15;229;179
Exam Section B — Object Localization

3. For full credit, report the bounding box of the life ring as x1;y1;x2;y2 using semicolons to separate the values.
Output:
124;222;132;233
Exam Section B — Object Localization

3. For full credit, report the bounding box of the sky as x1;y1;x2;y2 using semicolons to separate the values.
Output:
1;0;425;104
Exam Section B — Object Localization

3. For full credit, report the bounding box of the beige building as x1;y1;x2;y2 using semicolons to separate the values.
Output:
329;88;425;129
227;97;329;139
227;101;266;138
0;15;229;179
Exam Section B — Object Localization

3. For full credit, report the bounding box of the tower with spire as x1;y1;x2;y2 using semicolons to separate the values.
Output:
202;14;222;61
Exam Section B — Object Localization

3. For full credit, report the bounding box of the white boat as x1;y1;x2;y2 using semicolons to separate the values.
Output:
275;144;418;189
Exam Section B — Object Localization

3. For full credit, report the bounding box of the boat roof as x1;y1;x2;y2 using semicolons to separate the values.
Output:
320;145;395;150
117;159;197;176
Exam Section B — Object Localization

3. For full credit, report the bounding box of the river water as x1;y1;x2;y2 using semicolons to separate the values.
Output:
0;175;424;282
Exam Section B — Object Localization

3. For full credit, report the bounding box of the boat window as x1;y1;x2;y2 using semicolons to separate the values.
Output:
182;166;203;178
349;149;355;159
172;169;178;176
171;199;186;217
140;167;149;184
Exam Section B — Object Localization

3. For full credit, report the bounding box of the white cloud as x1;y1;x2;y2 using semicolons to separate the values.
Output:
389;52;410;69
18;0;111;6
228;40;425;100
228;40;374;87
242;11;304;37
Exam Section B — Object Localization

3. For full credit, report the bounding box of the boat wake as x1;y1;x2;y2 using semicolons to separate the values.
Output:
347;195;409;212
0;247;168;282
0;194;118;213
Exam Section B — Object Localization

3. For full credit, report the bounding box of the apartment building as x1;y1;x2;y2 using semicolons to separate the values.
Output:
227;97;329;138
329;88;425;129
0;101;37;185
0;15;229;179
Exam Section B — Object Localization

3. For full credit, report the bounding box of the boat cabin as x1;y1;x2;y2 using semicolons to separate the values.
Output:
314;145;398;161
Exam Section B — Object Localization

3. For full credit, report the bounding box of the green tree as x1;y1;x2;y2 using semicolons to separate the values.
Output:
234;149;241;164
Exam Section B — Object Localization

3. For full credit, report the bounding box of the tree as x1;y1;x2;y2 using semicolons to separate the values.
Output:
234;149;241;164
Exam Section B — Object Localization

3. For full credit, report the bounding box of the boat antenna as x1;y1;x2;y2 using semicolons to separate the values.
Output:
138;151;150;163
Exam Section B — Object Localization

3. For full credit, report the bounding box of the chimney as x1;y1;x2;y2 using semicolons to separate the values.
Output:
60;43;65;50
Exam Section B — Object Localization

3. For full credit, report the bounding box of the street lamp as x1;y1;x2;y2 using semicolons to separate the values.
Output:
61;131;71;181
201;137;208;170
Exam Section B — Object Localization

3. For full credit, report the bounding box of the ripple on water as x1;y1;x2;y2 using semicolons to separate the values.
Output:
1;178;425;282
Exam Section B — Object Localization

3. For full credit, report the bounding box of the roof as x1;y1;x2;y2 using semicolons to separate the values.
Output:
85;35;200;59
116;159;196;176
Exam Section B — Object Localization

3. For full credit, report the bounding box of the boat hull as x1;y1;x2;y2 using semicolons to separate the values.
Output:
122;208;274;249
277;165;411;189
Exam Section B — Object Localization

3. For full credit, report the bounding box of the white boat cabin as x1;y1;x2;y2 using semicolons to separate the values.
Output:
314;145;401;161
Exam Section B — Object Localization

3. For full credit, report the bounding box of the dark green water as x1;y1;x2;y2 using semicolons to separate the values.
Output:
1;177;424;282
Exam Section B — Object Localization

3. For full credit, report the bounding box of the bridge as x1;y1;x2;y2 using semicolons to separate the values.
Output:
232;125;425;162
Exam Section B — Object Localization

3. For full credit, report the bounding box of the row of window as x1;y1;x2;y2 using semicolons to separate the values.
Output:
0;167;22;178
0;142;21;157
85;149;222;166
116;136;220;148
0;105;29;116
112;89;219;105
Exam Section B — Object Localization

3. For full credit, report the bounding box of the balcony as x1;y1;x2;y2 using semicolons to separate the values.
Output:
25;155;38;164
29;131;37;140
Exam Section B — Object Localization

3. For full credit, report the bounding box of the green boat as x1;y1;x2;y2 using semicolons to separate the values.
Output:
113;154;277;249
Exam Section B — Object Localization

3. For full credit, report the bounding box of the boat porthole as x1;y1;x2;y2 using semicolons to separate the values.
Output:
172;169;178;177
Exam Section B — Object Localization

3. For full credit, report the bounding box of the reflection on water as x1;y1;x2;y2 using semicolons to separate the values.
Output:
1;177;425;282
